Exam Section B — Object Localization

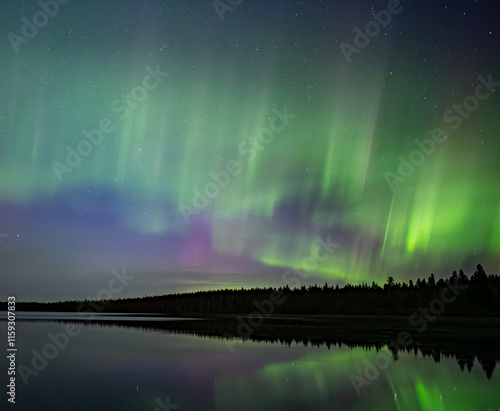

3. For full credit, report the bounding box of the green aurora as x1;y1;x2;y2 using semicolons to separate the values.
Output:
0;1;499;300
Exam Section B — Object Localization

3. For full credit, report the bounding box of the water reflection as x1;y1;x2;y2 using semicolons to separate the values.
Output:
3;316;499;411
13;314;499;379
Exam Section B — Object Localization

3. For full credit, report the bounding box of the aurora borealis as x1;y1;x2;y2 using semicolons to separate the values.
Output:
0;0;499;301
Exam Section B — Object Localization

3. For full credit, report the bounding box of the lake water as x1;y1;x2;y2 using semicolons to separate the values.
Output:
3;314;500;410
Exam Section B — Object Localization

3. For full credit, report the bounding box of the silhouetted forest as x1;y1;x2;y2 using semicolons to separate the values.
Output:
2;264;500;316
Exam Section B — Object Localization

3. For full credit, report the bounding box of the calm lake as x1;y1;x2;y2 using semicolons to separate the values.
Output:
2;313;500;410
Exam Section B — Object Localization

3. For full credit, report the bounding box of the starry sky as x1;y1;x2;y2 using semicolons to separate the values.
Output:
0;0;499;302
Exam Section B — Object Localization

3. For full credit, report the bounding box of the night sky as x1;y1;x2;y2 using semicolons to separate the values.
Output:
0;0;498;301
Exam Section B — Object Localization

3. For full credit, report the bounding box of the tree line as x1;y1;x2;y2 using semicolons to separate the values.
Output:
3;264;499;316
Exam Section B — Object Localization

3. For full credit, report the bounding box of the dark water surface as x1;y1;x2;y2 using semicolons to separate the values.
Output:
2;313;499;410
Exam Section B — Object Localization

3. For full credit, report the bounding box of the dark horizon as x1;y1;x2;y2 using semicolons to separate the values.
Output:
3;264;499;320
3;262;499;305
